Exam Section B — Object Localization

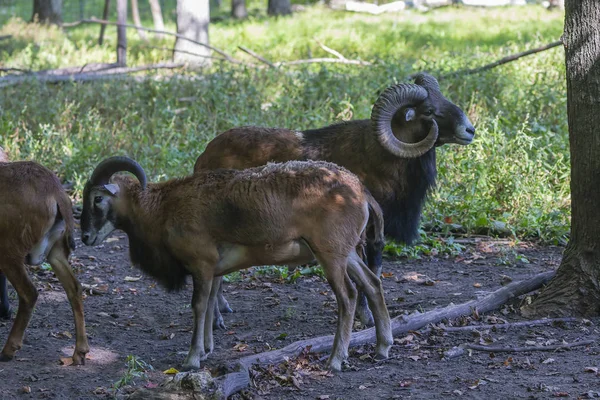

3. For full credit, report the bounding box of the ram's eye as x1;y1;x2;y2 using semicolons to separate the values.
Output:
94;196;103;204
424;109;434;116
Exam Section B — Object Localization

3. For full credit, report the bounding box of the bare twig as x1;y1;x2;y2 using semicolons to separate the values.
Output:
444;339;595;359
441;40;563;79
275;57;371;67
237;46;276;68
64;18;239;63
144;45;230;62
314;38;345;60
425;317;581;333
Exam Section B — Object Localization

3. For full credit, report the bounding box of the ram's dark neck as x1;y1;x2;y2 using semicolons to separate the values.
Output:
380;148;437;245
302;120;438;245
113;180;189;291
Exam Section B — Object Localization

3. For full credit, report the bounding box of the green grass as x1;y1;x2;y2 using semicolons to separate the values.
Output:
0;4;569;245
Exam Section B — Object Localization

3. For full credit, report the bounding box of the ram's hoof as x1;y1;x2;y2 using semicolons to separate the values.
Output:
0;353;14;362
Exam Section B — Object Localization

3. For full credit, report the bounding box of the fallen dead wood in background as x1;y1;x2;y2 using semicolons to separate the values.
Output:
0;62;185;87
133;270;555;399
441;40;563;79
425;317;581;333
444;339;595;359
64;18;239;63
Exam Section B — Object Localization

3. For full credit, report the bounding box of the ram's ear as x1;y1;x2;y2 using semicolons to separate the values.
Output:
103;184;120;196
405;107;416;122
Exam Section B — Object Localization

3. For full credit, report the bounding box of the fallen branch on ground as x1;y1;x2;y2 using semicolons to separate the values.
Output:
128;271;555;399
424;317;581;333
238;46;276;68
275;57;371;67
0;62;185;87
188;270;554;399
314;38;346;60
444;339;595;359
63;18;239;63
441;40;563;79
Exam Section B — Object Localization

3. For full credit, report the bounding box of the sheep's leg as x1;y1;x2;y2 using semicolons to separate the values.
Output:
47;240;90;365
316;255;356;372
217;282;233;313
182;273;213;371
212;280;228;330
348;251;392;360
0;260;38;361
355;234;385;328
0;272;11;320
204;277;222;354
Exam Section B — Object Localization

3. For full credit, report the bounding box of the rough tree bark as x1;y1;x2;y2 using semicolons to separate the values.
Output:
116;0;127;66
232;0;248;19
148;0;165;39
522;0;600;317
174;0;211;67
31;0;63;25
268;0;292;16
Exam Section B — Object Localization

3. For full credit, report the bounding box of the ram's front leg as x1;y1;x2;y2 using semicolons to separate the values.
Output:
182;272;214;371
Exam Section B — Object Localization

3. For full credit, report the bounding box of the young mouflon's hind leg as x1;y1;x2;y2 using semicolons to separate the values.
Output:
316;254;357;372
0;273;11;320
47;240;89;365
347;251;393;360
0;259;38;361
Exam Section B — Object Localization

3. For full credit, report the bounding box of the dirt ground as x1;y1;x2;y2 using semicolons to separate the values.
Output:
1;230;599;400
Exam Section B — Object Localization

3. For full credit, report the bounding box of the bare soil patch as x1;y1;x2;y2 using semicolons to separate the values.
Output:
1;232;598;400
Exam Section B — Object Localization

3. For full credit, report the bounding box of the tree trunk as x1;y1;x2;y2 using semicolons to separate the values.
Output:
98;0;110;45
31;0;63;25
548;0;565;10
268;0;292;16
174;0;211;67
148;0;165;39
232;0;248;18
116;0;127;66
522;0;600;318
131;0;148;41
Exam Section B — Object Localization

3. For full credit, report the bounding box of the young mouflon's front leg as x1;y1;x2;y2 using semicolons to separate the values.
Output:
182;274;214;371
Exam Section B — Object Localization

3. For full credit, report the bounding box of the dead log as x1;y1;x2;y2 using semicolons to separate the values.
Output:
444;339;595;359
237;270;556;368
0;62;185;87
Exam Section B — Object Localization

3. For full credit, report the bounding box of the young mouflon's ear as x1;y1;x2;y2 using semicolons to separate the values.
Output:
104;184;120;195
405;107;416;122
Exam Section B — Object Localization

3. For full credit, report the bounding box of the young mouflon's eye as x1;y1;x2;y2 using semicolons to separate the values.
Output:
94;196;103;204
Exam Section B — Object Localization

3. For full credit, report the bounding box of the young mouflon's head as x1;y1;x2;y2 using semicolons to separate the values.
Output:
80;157;147;246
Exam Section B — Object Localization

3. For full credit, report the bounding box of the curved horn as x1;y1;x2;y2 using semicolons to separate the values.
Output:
412;72;441;92
371;83;438;158
89;156;147;189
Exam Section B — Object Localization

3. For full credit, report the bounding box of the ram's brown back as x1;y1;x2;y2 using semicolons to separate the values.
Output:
194;127;304;172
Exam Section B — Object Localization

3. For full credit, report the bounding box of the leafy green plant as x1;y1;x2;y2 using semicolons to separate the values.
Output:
112;355;154;390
